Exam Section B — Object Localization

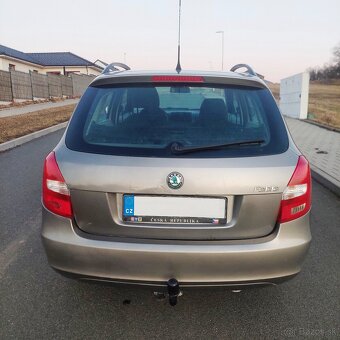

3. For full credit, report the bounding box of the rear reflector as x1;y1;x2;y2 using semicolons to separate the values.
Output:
42;152;73;219
278;156;311;223
151;75;204;82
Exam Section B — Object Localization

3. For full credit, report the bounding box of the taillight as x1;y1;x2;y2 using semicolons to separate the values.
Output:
278;156;311;223
42;152;73;218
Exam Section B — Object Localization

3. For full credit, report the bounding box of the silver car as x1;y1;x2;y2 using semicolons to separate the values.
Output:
41;63;311;304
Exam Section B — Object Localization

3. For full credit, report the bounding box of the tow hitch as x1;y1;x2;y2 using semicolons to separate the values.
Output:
167;278;181;306
153;278;182;305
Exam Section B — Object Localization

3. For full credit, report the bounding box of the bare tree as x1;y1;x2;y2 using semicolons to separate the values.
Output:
308;42;340;80
333;42;340;64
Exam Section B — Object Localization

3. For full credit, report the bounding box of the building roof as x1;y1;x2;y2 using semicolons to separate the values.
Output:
27;52;96;67
0;44;101;68
0;44;39;65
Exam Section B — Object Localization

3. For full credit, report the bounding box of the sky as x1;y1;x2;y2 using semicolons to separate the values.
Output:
0;0;339;82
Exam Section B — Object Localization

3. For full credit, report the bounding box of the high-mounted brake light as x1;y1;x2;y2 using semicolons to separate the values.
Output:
42;152;73;219
278;156;311;223
151;75;204;83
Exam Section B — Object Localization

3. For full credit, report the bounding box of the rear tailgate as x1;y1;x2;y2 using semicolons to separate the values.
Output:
56;146;298;240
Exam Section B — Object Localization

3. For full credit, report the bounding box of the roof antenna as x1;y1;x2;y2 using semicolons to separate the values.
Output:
176;0;182;73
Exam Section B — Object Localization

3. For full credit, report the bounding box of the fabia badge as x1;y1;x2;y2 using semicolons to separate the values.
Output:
167;172;184;189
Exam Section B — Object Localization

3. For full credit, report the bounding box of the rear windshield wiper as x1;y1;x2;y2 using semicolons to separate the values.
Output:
170;139;265;155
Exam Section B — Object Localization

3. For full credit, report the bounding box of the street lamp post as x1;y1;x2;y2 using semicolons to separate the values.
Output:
216;30;224;71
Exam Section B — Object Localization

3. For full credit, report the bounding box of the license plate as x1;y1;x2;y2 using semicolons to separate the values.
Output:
123;195;226;224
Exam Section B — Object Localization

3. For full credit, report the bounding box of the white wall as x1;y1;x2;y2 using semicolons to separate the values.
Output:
84;67;101;76
279;72;310;119
0;57;101;75
43;66;101;76
0;56;41;73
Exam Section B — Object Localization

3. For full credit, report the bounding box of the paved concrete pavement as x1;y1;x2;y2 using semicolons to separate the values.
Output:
0;130;339;339
0;98;79;118
285;117;340;194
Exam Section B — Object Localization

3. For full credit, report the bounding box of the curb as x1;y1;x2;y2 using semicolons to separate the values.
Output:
305;119;340;133
310;166;340;197
0;122;67;152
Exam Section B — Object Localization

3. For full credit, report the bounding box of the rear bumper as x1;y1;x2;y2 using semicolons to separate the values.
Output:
41;207;311;287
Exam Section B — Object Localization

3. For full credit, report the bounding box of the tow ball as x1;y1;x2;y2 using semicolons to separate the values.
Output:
153;278;182;305
167;278;181;306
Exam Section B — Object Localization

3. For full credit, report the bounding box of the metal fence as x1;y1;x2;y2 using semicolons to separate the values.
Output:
0;70;95;102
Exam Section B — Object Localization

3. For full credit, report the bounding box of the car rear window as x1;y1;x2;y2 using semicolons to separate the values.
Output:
65;84;289;158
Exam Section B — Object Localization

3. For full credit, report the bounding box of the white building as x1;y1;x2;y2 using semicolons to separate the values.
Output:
0;44;103;76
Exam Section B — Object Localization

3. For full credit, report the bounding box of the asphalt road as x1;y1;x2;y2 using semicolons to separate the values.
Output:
0;130;339;339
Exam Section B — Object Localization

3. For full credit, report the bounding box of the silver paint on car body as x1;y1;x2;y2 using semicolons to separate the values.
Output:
41;69;311;286
41;206;311;285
